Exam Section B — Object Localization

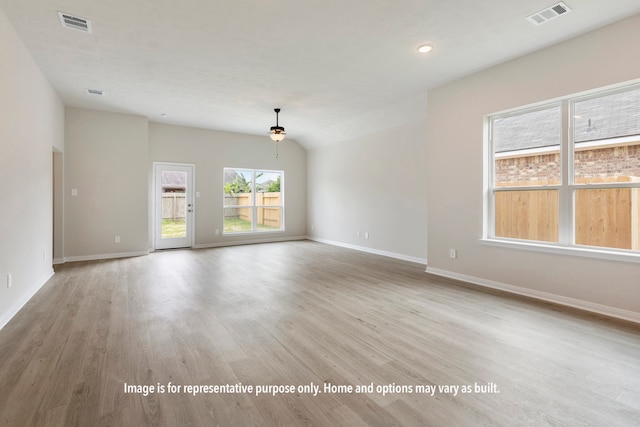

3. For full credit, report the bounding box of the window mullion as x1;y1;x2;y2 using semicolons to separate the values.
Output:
251;170;257;232
558;100;572;246
485;118;494;239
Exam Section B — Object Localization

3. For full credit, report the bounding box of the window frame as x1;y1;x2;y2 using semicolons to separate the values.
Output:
483;82;640;263
488;102;563;244
222;168;285;235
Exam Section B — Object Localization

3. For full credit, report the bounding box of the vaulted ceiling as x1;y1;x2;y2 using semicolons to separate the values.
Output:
2;0;639;149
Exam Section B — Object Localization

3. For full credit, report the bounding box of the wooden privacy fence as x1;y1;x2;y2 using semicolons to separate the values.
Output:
224;193;281;228
495;177;640;249
575;186;640;249
495;189;559;243
162;192;186;221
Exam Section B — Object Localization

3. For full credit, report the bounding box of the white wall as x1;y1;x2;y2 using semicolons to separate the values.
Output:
0;9;64;328
307;119;429;263
148;123;307;248
63;113;305;259
64;108;149;260
53;151;64;263
426;13;640;320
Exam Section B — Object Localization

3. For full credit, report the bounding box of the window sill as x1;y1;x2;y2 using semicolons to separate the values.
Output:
480;238;640;264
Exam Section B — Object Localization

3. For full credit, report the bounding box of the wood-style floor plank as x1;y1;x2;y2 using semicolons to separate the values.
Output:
0;241;639;426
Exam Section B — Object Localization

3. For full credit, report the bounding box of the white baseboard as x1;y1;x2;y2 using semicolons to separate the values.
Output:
63;250;149;263
0;269;54;331
309;237;427;265
425;267;640;324
63;238;310;261
193;235;308;249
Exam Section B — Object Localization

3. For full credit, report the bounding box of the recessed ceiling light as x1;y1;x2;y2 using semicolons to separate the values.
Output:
417;44;433;54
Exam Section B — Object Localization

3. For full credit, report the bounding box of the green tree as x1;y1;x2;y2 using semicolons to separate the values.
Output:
267;176;281;192
224;174;252;195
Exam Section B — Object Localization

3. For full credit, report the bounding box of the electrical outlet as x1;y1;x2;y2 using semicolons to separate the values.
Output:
115;235;121;243
364;232;370;240
7;273;12;288
357;231;360;238
215;229;220;235
449;249;457;259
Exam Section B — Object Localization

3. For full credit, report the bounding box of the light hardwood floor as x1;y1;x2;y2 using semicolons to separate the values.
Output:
0;241;638;426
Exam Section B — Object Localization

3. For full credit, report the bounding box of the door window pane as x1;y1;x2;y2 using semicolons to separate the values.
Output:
161;171;186;239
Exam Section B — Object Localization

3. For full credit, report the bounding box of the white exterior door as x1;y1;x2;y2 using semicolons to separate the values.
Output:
154;163;195;250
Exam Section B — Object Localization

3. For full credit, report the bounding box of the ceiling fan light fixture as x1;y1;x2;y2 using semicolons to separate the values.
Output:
269;108;286;142
269;130;286;142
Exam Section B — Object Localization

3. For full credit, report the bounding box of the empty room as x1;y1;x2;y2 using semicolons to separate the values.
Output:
1;1;639;426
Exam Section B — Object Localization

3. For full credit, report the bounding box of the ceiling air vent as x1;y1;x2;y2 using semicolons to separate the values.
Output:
527;2;571;25
86;89;104;96
58;11;92;33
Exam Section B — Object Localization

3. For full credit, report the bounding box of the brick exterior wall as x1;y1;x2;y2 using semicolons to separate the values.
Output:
575;144;640;181
496;143;640;185
496;153;560;185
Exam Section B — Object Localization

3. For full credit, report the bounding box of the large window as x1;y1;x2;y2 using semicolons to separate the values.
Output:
487;83;640;256
223;168;284;234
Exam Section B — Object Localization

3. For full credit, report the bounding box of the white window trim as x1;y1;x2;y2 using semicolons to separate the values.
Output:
480;238;640;264
483;81;640;263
